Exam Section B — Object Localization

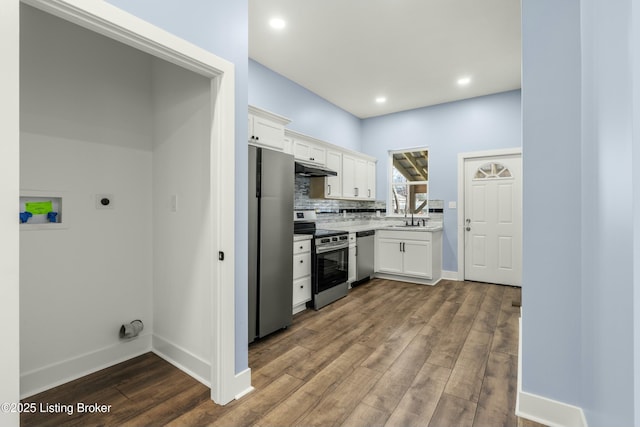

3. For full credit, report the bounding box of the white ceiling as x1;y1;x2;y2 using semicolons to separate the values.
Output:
249;0;521;119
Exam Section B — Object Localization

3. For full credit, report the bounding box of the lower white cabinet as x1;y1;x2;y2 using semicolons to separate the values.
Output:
293;239;312;314
375;230;441;283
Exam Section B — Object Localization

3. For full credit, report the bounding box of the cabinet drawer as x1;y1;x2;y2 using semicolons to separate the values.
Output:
293;253;311;279
293;276;312;306
293;240;311;255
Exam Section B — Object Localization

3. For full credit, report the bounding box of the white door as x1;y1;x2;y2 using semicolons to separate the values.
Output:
464;154;522;286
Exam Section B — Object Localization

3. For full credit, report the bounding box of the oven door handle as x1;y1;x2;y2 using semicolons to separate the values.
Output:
315;243;349;254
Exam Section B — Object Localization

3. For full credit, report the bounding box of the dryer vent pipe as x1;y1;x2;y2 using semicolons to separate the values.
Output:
120;319;143;339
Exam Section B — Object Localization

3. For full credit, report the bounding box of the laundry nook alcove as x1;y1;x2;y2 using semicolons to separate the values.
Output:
17;1;237;404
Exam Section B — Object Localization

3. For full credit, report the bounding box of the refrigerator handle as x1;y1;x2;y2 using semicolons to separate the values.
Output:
256;148;262;197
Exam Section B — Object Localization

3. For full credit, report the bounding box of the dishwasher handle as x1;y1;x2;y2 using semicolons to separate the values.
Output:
356;229;376;238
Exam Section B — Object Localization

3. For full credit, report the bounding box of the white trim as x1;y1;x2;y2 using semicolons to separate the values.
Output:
0;0;20;424
250;105;291;126
516;317;588;427
442;270;459;281
15;0;237;405
457;147;522;282
517;392;588;427
21;334;152;399
152;335;211;388
234;368;254;400
373;272;441;286
386;146;430;217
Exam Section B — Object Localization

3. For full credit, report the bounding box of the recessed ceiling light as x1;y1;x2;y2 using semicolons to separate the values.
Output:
375;96;387;104
269;17;286;30
457;77;471;86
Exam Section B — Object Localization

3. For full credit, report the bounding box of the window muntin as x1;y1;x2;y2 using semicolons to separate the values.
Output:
473;162;512;180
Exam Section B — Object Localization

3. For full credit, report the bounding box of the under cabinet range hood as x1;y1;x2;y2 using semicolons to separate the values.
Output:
295;161;338;177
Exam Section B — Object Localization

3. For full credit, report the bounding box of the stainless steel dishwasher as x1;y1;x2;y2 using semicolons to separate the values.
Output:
354;229;375;285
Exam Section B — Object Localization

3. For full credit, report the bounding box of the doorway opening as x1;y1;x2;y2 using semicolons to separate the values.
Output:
13;0;237;405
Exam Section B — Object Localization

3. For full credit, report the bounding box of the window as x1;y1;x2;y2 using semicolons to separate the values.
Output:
474;162;512;179
388;148;429;216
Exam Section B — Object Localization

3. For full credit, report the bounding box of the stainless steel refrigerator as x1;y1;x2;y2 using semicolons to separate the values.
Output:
248;145;294;343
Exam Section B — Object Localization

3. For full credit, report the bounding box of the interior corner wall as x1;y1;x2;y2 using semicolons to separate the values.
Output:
19;5;154;396
633;0;640;423
579;0;635;424
249;59;362;152
150;58;213;383
521;0;584;410
361;90;522;272
105;0;251;374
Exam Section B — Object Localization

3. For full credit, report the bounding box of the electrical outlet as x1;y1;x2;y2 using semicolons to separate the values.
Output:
96;194;114;209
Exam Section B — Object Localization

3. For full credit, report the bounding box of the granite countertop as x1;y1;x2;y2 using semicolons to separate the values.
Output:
293;234;313;242
320;221;443;233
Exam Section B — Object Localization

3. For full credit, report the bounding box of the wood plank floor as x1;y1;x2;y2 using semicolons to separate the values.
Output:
21;279;544;427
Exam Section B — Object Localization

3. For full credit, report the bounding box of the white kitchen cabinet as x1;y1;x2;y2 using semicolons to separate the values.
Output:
348;232;356;286
375;230;441;284
342;153;376;200
342;154;357;198
402;239;432;278
292;136;326;165
366;160;376;200
376;237;405;274
248;106;290;152
293;239;312;314
325;149;342;198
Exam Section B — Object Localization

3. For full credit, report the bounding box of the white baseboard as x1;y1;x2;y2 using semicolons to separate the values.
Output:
373;272;437;286
234;367;254;400
20;333;152;399
517;391;588;427
516;317;588;427
442;270;460;280
151;334;211;387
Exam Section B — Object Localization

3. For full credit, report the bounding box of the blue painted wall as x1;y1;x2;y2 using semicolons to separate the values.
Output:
521;0;583;408
105;0;251;372
523;0;637;425
249;59;361;152
361;91;522;272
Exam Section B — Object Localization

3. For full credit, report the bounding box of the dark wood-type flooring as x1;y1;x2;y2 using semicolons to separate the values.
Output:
21;279;544;427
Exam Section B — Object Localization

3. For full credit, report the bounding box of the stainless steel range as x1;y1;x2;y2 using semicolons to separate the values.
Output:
294;210;349;310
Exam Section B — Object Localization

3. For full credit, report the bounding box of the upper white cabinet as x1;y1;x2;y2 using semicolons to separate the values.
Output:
288;130;327;165
342;154;357;199
310;147;376;200
250;105;377;201
342;154;375;200
248;106;290;152
325;149;342;198
366;160;376;200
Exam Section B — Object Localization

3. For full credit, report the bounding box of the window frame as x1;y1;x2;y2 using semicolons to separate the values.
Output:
386;147;430;218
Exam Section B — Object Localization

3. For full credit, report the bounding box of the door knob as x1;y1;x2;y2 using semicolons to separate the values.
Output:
466;226;471;231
